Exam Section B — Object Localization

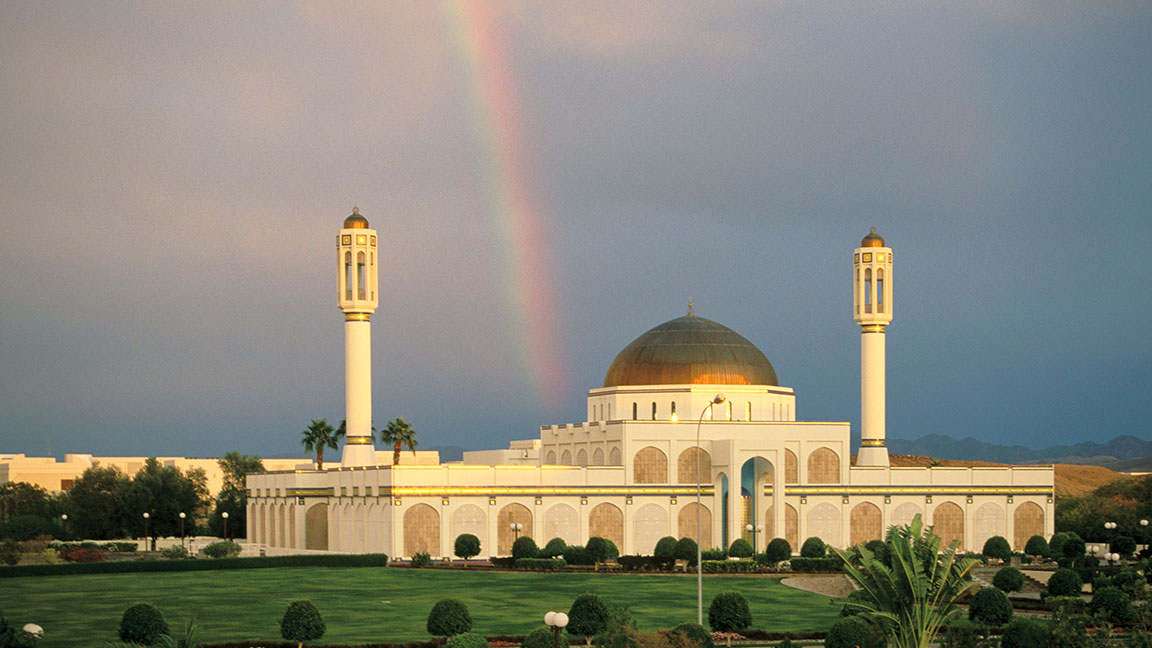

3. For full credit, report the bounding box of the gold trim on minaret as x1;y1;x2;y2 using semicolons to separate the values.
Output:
345;436;373;445
861;324;885;333
861;439;886;447
345;313;370;322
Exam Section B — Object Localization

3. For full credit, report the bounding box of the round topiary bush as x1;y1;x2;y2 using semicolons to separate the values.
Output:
562;545;591;566
202;539;241;558
567;593;609;645
1048;532;1069;558
653;536;678;558
999;617;1050;648
1024;535;1049;558
1060;533;1085;562
671;622;714;648
1110;535;1136;558
280;600;325;646
1046;568;1083;598
1089;586;1134;625
825;616;871;648
968;587;1013;626
728;538;753;558
763;538;791;564
541;537;567;558
427;599;473;637
982;536;1012;561
800;537;826;558
446;632;490;648
993;566;1025;592
708;591;752;638
119;604;170;646
521;627;555;648
511;536;539;560
585;536;618;563
454;533;481;560
673;537;698;565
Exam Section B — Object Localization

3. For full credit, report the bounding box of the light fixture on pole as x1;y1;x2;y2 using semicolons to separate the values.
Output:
222;511;229;541
60;514;67;537
179;512;187;549
142;512;150;549
745;523;764;554
696;393;725;625
510;522;523;542
545;611;569;648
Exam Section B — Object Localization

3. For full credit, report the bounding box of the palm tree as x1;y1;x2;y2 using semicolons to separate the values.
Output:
832;514;980;648
380;417;417;466
300;418;342;470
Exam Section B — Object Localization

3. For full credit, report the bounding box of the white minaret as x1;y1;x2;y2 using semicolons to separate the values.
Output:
853;229;893;467
338;208;379;467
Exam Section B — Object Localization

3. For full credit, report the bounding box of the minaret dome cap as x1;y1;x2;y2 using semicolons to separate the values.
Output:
861;228;885;247
344;207;369;229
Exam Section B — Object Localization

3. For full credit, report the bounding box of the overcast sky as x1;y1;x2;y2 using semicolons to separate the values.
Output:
2;2;1150;460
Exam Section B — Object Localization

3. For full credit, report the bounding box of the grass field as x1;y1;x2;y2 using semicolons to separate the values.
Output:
1;567;842;648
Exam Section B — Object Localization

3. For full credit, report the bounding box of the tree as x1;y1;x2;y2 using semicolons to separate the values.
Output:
1059;533;1085;564
833;513;980;648
541;537;567;558
671;622;713;648
123;458;210;548
427;599;472;637
280;600;326;648
968;587;1013;627
567;593;610;646
0;482;54;523
593;606;641;648
512;536;539;560
728;538;753;558
210;451;264;537
1023;535;1049;558
119;603;170;646
764;538;792;564
981;536;1012;561
522;627;555;648
1110;534;1136;557
653;536;678;558
301;418;341;470
992;566;1024;592
708;591;751;646
999;618;1050;648
825;617;873;648
1088;586;1134;625
586;536;618;563
64;465;131;539
454;533;481;561
673;537;698;566
1045;568;1082;598
800;536;826;558
381;417;418;466
1048;531;1070;558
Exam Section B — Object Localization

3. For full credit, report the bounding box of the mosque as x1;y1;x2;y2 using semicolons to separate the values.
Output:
245;211;1054;558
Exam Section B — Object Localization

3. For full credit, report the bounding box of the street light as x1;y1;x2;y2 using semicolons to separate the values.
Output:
696;393;725;625
544;611;569;648
60;514;68;538
179;512;187;549
745;524;764;555
222;511;229;541
510;522;523;541
142;512;150;550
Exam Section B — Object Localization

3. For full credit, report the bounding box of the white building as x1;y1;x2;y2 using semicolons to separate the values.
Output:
246;215;1054;558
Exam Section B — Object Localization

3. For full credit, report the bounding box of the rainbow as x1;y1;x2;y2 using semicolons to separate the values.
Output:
444;2;568;408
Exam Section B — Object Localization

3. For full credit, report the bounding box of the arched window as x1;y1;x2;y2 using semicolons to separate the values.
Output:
632;403;637;420
864;268;872;313
876;268;885;313
670;402;676;421
726;401;732;420
344;251;352;300
356;252;366;300
651;402;657;420
745;402;752;421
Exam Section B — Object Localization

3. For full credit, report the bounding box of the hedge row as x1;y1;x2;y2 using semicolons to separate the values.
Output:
50;541;138;552
0;553;389;578
789;557;842;572
514;558;567;571
617;555;676;571
701;560;758;573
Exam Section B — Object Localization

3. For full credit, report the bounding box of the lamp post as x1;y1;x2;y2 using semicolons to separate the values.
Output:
179;512;186;550
1141;519;1150;549
696;393;725;625
222;511;229;541
545;611;569;648
745;524;764;555
60;514;67;538
142;512;150;550
510;522;523;541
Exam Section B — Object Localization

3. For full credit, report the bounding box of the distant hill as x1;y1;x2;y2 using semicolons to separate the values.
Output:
887;434;1152;470
886;454;1135;497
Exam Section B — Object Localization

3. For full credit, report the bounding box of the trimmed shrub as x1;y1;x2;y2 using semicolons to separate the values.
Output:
1048;532;1070;558
446;632;489;648
653;536;678;558
942;620;979;648
1024;535;1049;558
673;538;698;566
708;591;752;637
968;587;1013;626
701;560;757;573
727;539;753;558
41;547;59;564
280;600;325;646
585;537;618;563
512;536;540;560
454;533;481;560
993;566;1025;592
427;599;472;637
515;558;566;571
1089;586;1134;625
119;603;170;645
863;539;889;566
522;626;555;648
700;547;726;561
0;552;389;577
0;540;21;566
671;622;713;648
1060;533;1085;562
617;555;673;571
789;557;841;572
160;545;189;560
541;537;568;558
799;537;826;558
1045;568;1083;598
105;542;139;552
1110;535;1136;557
412;551;432;567
562;545;592;566
763;538;791;564
825;616;870;648
981;536;1012;561
999;618;1049;648
202;540;240;559
60;546;104;563
567;593;609;645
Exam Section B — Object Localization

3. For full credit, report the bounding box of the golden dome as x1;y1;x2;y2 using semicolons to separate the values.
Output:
344;207;369;229
861;228;885;247
603;315;778;388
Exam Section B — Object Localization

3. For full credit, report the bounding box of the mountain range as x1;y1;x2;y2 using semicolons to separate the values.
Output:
884;434;1152;471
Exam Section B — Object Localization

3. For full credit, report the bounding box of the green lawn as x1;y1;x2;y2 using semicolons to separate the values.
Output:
1;568;841;648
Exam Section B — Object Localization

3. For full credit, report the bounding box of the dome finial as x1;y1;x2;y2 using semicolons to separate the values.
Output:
688;298;694;317
353;205;359;215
